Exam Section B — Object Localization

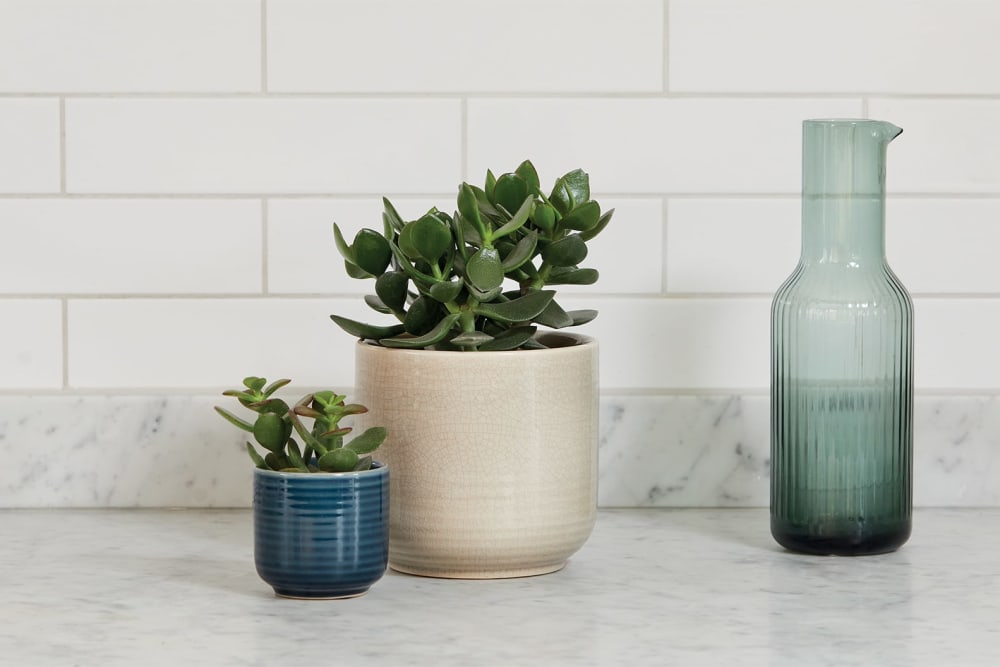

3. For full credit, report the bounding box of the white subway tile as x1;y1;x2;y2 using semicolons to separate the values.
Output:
0;99;60;193
268;197;440;294
870;99;1000;193
666;198;799;293
65;99;461;193
268;0;662;92
0;300;62;388
669;0;1000;94
0;0;260;93
68;298;377;388
914;299;1000;390
0;200;262;294
887;199;1000;294
467;98;862;194
565;296;772;390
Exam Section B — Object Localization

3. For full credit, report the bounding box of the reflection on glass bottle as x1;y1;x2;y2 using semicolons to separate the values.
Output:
771;119;913;555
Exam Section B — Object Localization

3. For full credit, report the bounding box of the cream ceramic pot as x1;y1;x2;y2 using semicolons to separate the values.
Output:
354;332;598;579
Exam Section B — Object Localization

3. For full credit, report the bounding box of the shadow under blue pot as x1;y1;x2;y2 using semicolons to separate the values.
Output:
253;462;389;599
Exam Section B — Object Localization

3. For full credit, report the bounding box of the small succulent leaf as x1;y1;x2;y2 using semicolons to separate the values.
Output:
471;185;505;224
541;234;588;267
500;230;538;271
546;267;599;285
375;271;408;312
491;196;534;241
318;448;360;472
579;207;614;242
346;426;387;455
403;295;437;335
345;260;372;280
485;169;497;203
319;426;352;438
493;174;530;218
289;410;327;457
253;412;287;452
457;184;488;241
332;223;356;263
330;314;406;340
397;222;421;260
532;203;557;233
352;455;373;471
379;312;462;348
214;406;255;432
243;376;266;392
261;378;291;398
515;160;541;194
534;299;574;329
382;198;406;232
293;404;322;419
465;246;504;292
474;290;556;323
429;279;463;303
561;169;590;206
450;331;495;347
388;239;438;286
245;442;267;469
409;214;453;262
264;452;289;471
364;294;393;314
567;309;599;326
251;398;291;416
478;325;537;351
465;282;503;302
353;229;392;276
286;439;310;472
549;177;573;215
559;201;601;232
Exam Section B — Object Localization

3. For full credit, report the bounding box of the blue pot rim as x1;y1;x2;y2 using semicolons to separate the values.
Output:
253;460;387;481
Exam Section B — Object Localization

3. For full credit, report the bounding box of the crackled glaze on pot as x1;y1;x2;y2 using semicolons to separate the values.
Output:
355;332;598;578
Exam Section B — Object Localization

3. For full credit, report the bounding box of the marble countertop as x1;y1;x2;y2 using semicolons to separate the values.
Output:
3;508;998;666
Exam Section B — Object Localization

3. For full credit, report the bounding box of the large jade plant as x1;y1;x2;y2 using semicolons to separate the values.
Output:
331;160;613;351
215;376;386;473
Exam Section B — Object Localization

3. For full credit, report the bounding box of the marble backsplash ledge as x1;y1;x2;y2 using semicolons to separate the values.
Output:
1;394;998;508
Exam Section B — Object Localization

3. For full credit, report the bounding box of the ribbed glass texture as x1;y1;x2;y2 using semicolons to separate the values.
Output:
770;119;913;555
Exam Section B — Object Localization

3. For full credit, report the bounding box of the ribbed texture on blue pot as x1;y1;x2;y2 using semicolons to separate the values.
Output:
253;463;389;599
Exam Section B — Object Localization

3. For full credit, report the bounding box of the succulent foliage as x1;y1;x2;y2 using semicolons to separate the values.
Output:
331;161;613;351
215;376;386;473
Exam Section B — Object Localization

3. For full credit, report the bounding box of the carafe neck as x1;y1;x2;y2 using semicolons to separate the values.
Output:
799;119;901;267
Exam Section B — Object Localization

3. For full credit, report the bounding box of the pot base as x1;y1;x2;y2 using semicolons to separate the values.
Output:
272;587;370;600
389;561;567;580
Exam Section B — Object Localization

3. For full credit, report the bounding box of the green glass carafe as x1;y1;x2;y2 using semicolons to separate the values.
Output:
770;119;913;555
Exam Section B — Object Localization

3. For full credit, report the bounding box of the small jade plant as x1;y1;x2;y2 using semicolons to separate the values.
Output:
215;376;386;473
330;160;613;351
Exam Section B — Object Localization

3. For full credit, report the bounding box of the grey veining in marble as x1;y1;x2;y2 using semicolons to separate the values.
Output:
1;508;998;666
2;394;1000;507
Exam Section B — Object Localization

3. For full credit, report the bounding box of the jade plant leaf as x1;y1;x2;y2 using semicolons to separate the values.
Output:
534;299;574;329
465;246;504;292
566;309;598;326
549;169;590;215
474;290;555;323
214;407;254;432
429;279;463;303
345;260;371;280
485;169;497;203
478;325;537;351
346;427;387;455
579;208;614;242
382;197;406;232
546;267;599;285
318;447;359;472
515;160;541;195
491;196;534;241
409;215;452;262
500;230;538;271
450;331;494;348
253;412;287;452
404;295;437;335
364;294;392;314
493;174;529;216
353;229;392;276
375;271;408;313
332;223;355;263
559;201;601;232
532;203;557;233
330;314;406;340
541;234;588;267
457;184;488;240
380;312;462;348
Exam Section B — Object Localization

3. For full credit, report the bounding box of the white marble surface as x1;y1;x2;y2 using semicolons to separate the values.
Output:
2;394;1000;507
2;508;998;666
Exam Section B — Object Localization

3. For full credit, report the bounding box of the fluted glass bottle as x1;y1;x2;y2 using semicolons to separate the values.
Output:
771;119;913;555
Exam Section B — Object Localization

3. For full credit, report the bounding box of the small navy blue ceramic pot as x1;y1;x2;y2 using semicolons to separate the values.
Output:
253;462;389;599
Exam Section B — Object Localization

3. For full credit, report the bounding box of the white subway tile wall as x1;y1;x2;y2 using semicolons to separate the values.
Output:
1;0;998;506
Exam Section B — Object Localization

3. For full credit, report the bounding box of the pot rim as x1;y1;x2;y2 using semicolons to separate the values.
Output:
355;331;596;356
253;460;387;480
